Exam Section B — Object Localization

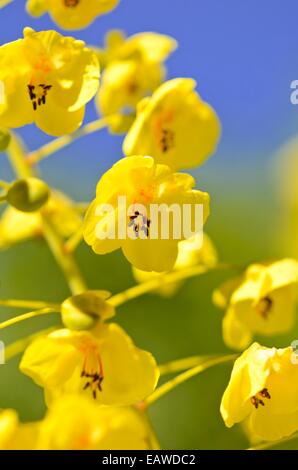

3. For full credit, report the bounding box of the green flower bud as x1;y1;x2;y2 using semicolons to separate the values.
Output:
0;128;11;151
7;177;50;212
61;290;115;331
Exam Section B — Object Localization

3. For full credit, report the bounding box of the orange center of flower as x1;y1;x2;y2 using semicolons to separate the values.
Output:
64;0;80;7
250;388;271;409
80;347;104;400
254;296;273;319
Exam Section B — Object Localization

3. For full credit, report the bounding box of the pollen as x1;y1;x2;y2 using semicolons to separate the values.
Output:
254;296;273;319
250;388;271;409
160;128;175;153
27;83;52;111
64;0;80;7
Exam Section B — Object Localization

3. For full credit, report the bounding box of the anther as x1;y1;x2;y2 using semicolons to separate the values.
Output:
64;0;80;6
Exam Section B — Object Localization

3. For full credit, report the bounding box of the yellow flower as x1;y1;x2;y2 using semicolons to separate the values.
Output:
20;323;159;406
0;190;82;249
213;259;298;350
96;31;176;130
123;78;221;171
83;155;210;272
96;30;177;70
36;395;151;450
0;409;38;450
0;27;100;136
221;342;298;441
26;0;119;30
97;60;163;121
133;233;217;297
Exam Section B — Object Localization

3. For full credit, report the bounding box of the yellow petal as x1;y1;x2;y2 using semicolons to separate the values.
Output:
222;305;252;351
123;78;221;171
250;407;298;441
220;343;270;427
92;323;159;405
37;395;150;450
20;331;81;389
34;94;85;136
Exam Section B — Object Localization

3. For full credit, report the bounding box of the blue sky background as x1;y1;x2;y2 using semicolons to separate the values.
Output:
1;0;298;196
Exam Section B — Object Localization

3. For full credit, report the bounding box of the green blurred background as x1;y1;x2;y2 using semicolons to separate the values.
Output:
1;0;298;450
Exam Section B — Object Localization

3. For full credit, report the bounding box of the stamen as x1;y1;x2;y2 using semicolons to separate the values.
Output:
250;388;271;409
254;296;272;319
160;128;175;153
81;351;104;399
64;0;80;7
27;84;52;111
128;211;151;238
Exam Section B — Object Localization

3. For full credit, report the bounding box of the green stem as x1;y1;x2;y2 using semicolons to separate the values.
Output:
248;431;298;450
27;117;110;166
42;215;87;294
0;0;13;9
6;133;87;295
109;263;240;308
64;225;83;253
0;299;60;311
0;308;58;330
145;354;237;407
159;355;219;376
7;134;35;178
143;412;161;450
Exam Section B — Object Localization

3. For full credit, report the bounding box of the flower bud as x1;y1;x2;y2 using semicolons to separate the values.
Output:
61;290;115;331
7;178;50;213
0;128;11;151
26;0;47;16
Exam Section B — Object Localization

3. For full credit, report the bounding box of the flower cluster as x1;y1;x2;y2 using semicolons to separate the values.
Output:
0;1;297;452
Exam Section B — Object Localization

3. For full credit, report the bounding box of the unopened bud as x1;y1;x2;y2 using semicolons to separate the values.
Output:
61;290;115;331
7;177;50;212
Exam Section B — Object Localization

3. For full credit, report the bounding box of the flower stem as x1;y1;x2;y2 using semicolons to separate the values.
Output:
6;134;87;296
41;215;87;294
159;355;220;375
143;412;161;450
145;354;237;407
64;225;84;253
6;133;34;178
27;117;110;165
248;431;298;450
0;0;13;9
0;180;9;189
0;299;60;310
0;307;58;330
109;263;241;308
